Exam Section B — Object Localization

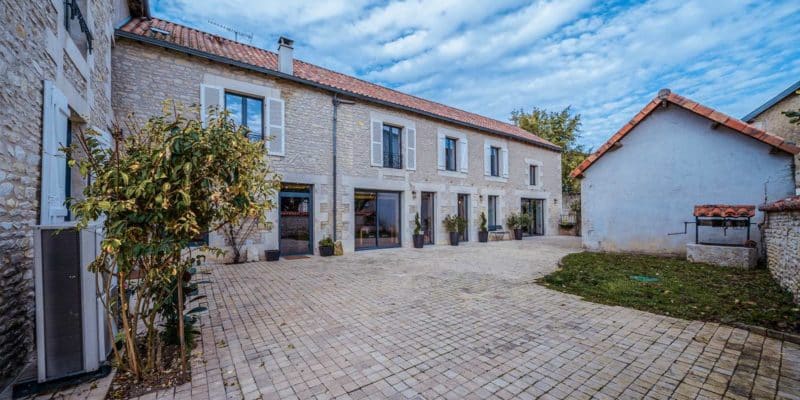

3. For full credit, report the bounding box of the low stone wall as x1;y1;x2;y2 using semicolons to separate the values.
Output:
760;196;800;303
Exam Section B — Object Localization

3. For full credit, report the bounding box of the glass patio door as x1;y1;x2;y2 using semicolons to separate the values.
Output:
420;192;435;244
521;198;545;236
279;185;313;255
355;190;401;250
457;194;469;241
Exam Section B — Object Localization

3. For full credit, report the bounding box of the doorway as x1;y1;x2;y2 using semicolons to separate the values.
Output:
354;190;401;250
420;192;435;244
279;184;313;256
521;198;545;236
457;194;469;241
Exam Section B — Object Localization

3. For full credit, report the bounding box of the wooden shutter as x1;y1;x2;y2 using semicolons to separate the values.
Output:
483;144;491;176
267;97;285;155
200;84;223;127
458;137;468;173
41;81;70;225
371;120;383;166
437;133;446;170
405;127;416;170
501;147;509;178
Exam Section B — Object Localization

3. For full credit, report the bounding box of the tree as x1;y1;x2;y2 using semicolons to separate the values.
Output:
511;106;588;193
65;102;279;380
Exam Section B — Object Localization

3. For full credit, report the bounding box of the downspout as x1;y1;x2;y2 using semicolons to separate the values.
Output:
331;94;355;241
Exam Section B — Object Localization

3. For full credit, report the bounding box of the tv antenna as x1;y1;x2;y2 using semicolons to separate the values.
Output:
208;20;253;43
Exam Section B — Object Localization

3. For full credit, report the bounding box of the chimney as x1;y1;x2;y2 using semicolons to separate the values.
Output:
278;36;294;75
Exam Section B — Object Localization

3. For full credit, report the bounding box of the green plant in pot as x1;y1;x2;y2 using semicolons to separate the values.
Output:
506;212;527;240
318;236;334;257
412;212;424;248
443;214;465;246
478;211;489;242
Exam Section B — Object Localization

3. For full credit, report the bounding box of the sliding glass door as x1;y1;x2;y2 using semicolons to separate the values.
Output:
521;198;545;236
355;190;401;250
420;192;435;244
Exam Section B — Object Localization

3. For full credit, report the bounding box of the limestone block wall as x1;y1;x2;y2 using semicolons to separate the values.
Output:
760;197;800;303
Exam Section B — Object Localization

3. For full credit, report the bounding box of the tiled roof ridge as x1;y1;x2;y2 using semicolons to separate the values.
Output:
693;204;756;218
759;195;800;212
570;89;800;178
118;17;559;151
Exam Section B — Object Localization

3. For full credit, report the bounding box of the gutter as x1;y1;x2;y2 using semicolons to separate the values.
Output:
114;30;562;153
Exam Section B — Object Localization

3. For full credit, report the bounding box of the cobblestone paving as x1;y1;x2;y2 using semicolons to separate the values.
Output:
136;237;799;400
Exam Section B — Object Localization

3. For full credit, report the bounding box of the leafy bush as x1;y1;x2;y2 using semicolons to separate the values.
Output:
479;211;487;232
318;236;334;247
442;215;466;233
414;212;422;236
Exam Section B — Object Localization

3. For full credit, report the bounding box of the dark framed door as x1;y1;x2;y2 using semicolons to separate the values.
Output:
521;198;545;236
279;184;313;255
355;190;401;250
420;192;435;244
457;194;469;241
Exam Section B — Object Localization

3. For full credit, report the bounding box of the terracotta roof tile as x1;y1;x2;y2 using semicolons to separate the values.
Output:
759;195;800;212
693;205;755;218
115;19;559;150
570;89;800;178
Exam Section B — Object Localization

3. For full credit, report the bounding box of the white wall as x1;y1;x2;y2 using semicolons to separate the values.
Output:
581;105;795;255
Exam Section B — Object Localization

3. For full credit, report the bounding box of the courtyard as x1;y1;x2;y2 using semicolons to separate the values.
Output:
63;236;789;400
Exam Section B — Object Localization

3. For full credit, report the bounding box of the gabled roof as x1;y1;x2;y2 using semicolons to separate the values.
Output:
570;89;800;178
743;79;800;122
116;18;560;152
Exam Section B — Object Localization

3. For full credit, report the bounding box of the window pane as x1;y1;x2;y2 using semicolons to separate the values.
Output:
445;138;456;171
488;196;497;228
246;97;263;141
377;192;400;247
382;125;401;168
225;93;243;126
490;147;499;176
354;191;377;249
530;165;536;185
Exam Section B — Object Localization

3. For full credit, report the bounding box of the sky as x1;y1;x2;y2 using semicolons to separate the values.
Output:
152;0;800;150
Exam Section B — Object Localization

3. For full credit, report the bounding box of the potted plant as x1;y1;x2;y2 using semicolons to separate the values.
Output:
413;212;424;248
442;215;464;246
478;211;489;242
265;249;280;261
517;213;532;240
506;212;525;240
318;236;334;257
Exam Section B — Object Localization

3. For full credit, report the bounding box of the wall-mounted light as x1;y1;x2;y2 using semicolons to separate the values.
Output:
412;190;417;199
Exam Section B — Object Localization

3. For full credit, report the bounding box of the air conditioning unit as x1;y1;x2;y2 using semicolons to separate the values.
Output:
33;224;114;382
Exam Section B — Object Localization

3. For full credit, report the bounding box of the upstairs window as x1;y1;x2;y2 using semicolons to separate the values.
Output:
445;137;457;171
382;124;402;169
225;92;264;142
65;0;93;56
529;165;537;185
490;146;500;177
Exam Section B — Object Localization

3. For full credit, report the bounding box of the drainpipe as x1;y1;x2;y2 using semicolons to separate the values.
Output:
331;93;354;241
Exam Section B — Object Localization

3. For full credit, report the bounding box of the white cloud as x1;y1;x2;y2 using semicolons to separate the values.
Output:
152;0;800;149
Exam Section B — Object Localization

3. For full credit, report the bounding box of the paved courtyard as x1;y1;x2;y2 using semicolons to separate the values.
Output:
125;237;796;399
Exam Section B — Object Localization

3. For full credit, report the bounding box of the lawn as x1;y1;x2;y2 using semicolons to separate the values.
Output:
539;252;799;333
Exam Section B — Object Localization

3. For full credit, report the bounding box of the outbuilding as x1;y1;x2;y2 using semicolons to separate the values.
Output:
571;89;799;255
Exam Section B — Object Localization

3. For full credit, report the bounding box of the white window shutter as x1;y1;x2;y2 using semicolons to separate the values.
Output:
267;97;285;155
459;137;468;173
437;133;446;170
483;144;491;176
371;120;383;167
41;80;70;225
501;147;509;178
405;127;416;170
200;84;223;127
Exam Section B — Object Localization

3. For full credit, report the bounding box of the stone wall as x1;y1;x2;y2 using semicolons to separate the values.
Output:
750;93;800;190
760;196;800;303
0;0;116;387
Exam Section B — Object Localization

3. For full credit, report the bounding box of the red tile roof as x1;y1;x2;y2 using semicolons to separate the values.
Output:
116;18;559;151
759;195;800;212
693;205;755;218
570;89;800;178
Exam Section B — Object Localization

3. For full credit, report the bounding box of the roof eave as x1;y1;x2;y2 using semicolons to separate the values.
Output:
114;29;562;153
742;79;800;122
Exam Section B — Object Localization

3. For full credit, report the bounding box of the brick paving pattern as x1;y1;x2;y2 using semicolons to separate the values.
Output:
111;238;800;399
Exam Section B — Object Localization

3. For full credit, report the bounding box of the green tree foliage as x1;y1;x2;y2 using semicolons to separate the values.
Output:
65;102;279;379
511;106;589;193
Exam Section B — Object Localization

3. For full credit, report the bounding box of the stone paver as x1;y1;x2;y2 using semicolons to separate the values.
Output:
51;236;800;399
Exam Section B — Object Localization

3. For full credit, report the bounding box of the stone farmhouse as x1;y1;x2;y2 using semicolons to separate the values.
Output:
0;0;562;390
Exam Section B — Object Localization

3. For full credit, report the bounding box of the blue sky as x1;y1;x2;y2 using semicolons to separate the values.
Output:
152;0;800;149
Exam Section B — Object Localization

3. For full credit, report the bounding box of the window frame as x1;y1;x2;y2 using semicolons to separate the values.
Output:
488;195;498;230
381;123;403;169
529;165;537;186
490;146;500;177
224;91;265;142
445;137;458;171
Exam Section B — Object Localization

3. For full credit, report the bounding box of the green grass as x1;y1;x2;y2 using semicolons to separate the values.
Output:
539;252;799;333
